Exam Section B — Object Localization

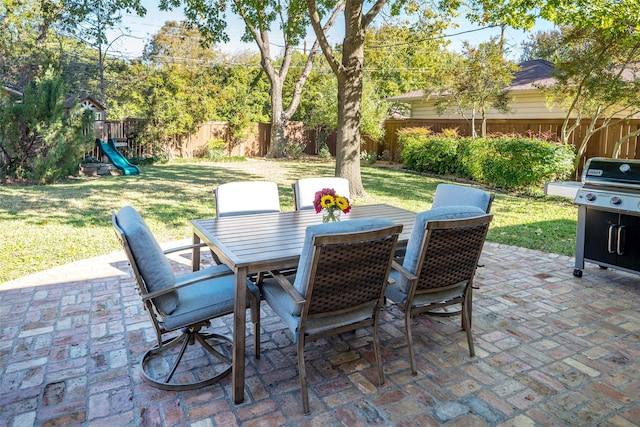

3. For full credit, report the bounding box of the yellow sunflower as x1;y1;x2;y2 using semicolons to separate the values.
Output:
335;196;349;211
320;194;335;209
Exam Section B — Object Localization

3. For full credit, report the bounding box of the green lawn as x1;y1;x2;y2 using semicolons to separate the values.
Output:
0;159;578;283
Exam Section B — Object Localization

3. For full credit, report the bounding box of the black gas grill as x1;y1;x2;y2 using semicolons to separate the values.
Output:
574;157;640;277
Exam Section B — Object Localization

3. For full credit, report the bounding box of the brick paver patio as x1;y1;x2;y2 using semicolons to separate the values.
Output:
1;241;639;426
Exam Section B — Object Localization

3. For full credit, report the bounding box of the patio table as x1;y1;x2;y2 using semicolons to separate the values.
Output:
190;203;416;404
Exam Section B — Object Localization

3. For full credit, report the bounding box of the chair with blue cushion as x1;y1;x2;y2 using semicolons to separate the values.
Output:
259;219;402;414
112;206;261;390
431;183;494;213
213;181;281;217
292;177;351;211
385;206;492;375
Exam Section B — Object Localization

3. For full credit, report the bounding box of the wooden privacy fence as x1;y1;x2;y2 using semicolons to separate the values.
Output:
383;118;640;171
93;120;380;159
92;117;640;175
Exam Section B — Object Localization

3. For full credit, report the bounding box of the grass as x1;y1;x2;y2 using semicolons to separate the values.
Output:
0;159;578;283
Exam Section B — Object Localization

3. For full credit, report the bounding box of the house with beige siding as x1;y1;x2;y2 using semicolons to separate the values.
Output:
387;59;568;120
384;59;640;166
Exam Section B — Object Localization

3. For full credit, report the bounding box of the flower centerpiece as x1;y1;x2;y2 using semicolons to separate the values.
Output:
313;187;352;222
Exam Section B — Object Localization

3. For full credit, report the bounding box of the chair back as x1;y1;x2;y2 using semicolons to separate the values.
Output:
302;223;402;319
292;177;350;211
214;181;280;217
413;215;492;295
431;183;494;213
112;207;178;317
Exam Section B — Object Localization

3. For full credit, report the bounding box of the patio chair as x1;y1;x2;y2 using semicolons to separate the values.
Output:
213;181;280;217
211;180;281;266
112;206;261;390
259;219;402;414
431;183;494;213
385;207;492;375
292;177;350;211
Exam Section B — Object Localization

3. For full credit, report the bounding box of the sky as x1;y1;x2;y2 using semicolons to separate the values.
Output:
106;2;554;62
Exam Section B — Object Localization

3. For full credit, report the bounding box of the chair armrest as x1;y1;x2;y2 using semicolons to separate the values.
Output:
162;242;207;255
268;271;306;306
142;265;233;301
391;260;417;281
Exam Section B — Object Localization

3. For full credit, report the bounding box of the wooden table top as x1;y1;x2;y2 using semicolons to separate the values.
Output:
191;203;416;273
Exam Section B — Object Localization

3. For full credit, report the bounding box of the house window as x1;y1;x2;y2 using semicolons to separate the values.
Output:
95;112;102;120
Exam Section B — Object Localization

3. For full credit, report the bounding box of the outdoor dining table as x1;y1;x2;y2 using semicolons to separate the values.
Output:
190;203;416;404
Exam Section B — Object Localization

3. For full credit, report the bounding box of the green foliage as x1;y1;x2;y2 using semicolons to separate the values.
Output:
435;38;518;137
204;138;226;161
399;130;576;190
0;69;94;184
400;133;458;175
459;137;575;189
360;150;377;165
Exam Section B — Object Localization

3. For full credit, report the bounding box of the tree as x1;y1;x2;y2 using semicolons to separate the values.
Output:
143;20;220;68
0;68;94;183
364;22;453;100
0;0;58;89
519;29;562;62
541;24;640;170
118;29;271;155
490;1;640;169
304;0;456;196
50;0;147;102
160;0;344;158
435;38;517;137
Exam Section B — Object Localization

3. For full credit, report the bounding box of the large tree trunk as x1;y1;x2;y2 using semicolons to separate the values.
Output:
267;77;286;158
334;1;366;198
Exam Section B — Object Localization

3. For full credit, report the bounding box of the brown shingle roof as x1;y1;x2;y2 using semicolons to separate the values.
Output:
387;59;557;103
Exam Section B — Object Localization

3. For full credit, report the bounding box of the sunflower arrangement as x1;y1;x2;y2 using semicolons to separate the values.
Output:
313;188;352;222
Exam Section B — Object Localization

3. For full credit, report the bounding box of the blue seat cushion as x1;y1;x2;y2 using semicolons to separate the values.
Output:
162;268;260;331
386;271;466;306
116;206;178;315
398;206;486;294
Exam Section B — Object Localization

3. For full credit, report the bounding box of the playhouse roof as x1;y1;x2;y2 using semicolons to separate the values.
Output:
63;93;106;111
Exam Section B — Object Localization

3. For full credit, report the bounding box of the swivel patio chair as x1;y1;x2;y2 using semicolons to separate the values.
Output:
292;177;350;211
259;219;402;414
385;207;492;375
213;181;281;217
112;206;261;390
431;183;494;213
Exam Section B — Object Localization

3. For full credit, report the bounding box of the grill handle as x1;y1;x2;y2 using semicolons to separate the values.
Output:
617;225;626;255
608;225;617;254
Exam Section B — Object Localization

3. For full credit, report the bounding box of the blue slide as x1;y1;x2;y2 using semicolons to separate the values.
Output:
96;138;140;175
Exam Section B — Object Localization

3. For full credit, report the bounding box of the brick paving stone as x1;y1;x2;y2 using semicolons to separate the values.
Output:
3;242;640;425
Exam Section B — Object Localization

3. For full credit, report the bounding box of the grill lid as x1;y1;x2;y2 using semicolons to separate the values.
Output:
582;157;640;190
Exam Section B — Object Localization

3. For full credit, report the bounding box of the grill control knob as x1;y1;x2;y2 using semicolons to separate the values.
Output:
585;193;597;202
611;196;622;205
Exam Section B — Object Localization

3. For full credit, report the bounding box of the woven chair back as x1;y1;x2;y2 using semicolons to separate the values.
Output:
415;215;492;293
304;225;402;318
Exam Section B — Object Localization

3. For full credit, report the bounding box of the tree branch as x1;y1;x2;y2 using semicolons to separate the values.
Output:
305;0;344;76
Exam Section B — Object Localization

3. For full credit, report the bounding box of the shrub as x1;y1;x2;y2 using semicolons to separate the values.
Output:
481;137;574;189
0;69;94;184
456;137;485;179
360;150;377;165
318;146;332;159
398;128;457;175
205;138;226;161
400;131;575;190
462;137;575;189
